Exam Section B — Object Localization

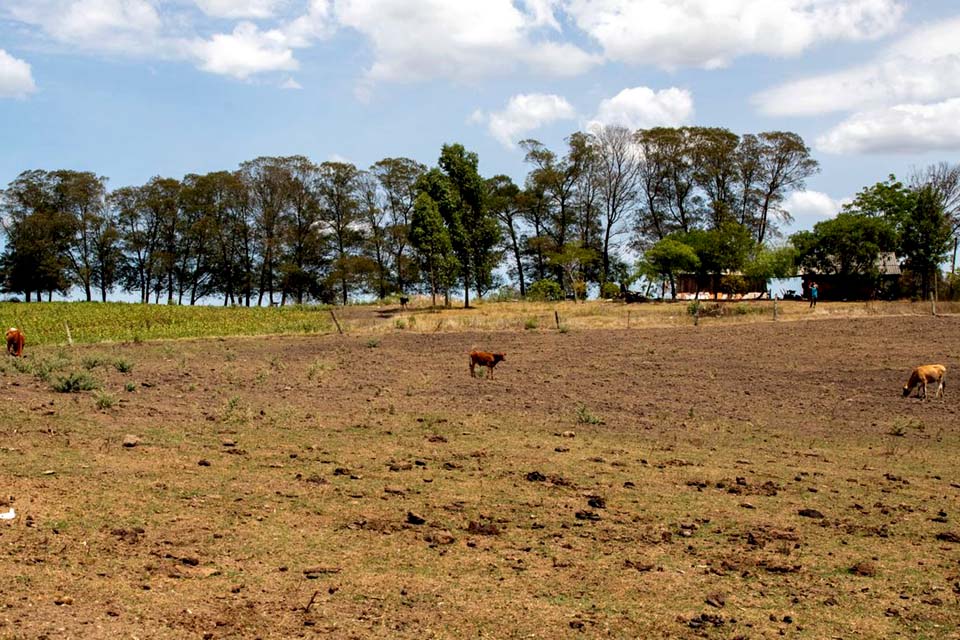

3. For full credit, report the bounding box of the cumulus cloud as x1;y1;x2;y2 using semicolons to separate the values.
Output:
752;15;960;155
194;0;284;19
816;98;960;154
336;0;599;87
0;50;37;98
755;16;960;117
564;0;903;69
280;76;303;89
187;22;298;79
474;93;576;148
781;190;848;232
4;0;333;80
6;0;163;54
589;86;693;130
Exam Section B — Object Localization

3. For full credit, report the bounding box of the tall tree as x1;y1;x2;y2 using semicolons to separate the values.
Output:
0;170;74;301
486;174;527;297
240;157;292;306
372;157;425;295
900;185;952;299
316;161;363;305
139;177;182;304
435;143;500;307
751;132;819;244
53;170;110;301
410;193;455;307
591;125;640;285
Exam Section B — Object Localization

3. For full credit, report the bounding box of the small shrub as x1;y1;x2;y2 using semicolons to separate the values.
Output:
125;382;136;392
366;338;381;348
527;279;563;302
82;356;106;370
114;359;134;373
51;372;99;393
94;392;116;410
558;324;570;334
576;403;604;425
394;318;407;330
524;317;539;330
600;282;621;300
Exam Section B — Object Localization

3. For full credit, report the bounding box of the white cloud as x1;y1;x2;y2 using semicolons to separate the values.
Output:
816;98;960;154
755;16;960;117
6;0;163;54
4;0;333;81
782;189;848;232
475;93;576;148
187;22;298;79
589;86;693;130
335;0;599;88
280;76;303;89
194;0;283;19
0;50;37;98
564;0;903;69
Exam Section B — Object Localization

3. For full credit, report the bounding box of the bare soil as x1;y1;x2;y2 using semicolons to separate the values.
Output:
1;314;959;638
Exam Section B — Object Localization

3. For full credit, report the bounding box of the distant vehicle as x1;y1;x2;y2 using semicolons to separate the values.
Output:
780;289;804;301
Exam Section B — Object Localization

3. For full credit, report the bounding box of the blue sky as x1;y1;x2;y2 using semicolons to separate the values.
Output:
2;0;959;238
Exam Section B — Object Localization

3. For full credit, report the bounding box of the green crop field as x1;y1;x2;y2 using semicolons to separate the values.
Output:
0;301;337;346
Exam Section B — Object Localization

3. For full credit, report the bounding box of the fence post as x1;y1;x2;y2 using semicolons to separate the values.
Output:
554;310;560;330
329;309;343;334
772;293;778;321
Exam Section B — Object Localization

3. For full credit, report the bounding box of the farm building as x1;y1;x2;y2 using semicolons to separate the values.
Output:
671;273;770;300
800;252;902;300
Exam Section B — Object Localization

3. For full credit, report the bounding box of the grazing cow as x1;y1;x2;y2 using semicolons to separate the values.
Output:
5;327;24;357
469;350;505;379
902;364;946;399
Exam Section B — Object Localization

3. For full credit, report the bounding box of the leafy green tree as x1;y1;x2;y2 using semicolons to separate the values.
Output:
486;174;528;297
372;157;426;296
426;144;500;307
792;213;897;277
682;221;754;298
316;161;364;306
742;245;797;280
410;193;456;307
900;185;952;299
0;170;77;301
642;236;700;299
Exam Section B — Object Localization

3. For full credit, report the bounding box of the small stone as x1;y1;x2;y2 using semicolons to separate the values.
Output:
798;508;825;519
122;435;141;448
560;431;576;438
406;511;426;525
198;460;211;467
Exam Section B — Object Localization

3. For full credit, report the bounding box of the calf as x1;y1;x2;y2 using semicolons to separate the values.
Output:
469;350;505;379
5;328;24;357
902;364;946;399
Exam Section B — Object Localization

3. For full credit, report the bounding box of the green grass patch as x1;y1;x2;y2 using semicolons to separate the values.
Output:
0;301;334;346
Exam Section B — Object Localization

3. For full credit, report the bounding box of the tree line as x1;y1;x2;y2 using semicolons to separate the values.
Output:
3;127;957;305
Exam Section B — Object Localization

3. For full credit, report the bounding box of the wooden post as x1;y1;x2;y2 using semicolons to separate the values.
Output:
772;294;778;321
627;310;631;329
554;310;560;330
693;301;700;326
64;322;73;345
329;309;343;334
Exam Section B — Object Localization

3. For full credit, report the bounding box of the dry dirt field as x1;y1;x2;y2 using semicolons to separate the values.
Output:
1;313;959;638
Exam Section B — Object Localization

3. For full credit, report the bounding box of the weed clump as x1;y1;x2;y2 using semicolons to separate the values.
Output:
51;372;99;393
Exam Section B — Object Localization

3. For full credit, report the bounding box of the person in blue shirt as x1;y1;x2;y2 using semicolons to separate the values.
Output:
809;282;819;308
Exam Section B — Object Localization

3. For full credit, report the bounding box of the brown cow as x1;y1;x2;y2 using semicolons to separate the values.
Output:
902;364;946;399
5;327;25;357
469;350;505;379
